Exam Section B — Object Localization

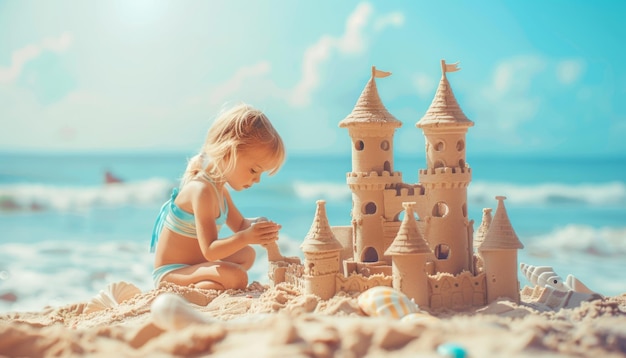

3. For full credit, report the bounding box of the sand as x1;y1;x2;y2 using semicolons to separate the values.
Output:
1;281;625;357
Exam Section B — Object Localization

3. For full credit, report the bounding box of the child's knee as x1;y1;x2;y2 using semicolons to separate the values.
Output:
241;246;256;270
224;267;248;290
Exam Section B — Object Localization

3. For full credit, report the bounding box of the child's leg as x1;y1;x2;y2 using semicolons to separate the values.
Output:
162;261;248;290
221;245;256;271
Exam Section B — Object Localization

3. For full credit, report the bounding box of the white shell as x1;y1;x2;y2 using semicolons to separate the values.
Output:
357;286;420;319
151;293;217;330
84;281;141;314
520;263;570;291
521;285;602;310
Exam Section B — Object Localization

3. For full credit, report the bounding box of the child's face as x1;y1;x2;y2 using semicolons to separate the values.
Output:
225;147;278;191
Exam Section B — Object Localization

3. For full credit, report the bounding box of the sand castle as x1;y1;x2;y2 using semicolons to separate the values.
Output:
266;60;526;311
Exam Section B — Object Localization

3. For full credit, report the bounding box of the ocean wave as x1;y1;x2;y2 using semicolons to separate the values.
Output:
525;224;626;257
2;178;624;213
292;181;352;201
469;181;626;206
0;178;175;212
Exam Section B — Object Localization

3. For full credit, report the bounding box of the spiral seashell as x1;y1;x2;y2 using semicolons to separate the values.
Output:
357;286;420;319
521;285;602;310
519;263;570;291
151;293;216;330
84;281;141;314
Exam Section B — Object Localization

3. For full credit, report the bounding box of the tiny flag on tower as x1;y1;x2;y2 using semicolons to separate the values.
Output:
442;60;461;73
372;66;392;78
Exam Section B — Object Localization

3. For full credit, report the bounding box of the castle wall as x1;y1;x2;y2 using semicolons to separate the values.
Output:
428;271;486;310
336;272;392;294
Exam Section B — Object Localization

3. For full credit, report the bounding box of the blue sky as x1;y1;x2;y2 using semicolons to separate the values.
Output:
1;0;624;156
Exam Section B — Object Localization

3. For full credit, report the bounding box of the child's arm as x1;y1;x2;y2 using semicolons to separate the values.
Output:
193;185;279;261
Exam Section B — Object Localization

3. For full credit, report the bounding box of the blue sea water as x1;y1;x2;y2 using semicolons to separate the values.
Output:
0;152;625;312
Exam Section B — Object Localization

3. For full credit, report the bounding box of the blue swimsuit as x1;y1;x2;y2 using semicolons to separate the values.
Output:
150;173;228;286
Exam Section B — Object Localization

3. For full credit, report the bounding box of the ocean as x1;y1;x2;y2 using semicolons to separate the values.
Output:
0;152;625;313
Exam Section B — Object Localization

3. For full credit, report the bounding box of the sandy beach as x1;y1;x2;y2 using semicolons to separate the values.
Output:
1;281;625;357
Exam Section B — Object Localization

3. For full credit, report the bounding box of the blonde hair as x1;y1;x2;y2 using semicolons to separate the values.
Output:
182;103;285;185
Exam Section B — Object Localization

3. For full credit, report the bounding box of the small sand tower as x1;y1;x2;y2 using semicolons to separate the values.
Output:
479;196;524;302
301;200;343;300
385;202;432;307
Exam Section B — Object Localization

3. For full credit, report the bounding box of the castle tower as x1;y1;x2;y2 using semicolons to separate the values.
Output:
479;196;524;303
416;60;474;275
339;66;403;263
301;200;343;300
385;202;432;307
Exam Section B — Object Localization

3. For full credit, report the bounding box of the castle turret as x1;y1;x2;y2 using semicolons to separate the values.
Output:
301;200;343;300
385;202;432;307
479;196;524;303
416;60;474;275
340;66;403;264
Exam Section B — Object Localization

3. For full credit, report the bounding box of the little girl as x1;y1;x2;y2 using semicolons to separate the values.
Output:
150;103;285;291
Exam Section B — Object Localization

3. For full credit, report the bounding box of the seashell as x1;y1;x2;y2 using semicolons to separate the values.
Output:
521;285;602;311
357;286;420;319
151;293;217;330
84;281;141;314
566;274;597;295
520;263;569;291
400;312;439;324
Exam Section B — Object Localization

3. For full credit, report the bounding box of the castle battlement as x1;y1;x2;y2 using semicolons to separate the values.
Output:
346;171;403;189
419;167;471;187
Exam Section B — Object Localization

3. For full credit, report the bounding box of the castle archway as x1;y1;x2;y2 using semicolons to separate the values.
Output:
361;247;378;262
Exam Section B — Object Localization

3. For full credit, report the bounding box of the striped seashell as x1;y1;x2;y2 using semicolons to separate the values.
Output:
357;286;420;319
520;263;570;291
84;281;141;314
400;312;439;324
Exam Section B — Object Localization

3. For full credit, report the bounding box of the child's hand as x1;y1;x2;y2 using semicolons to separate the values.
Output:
241;220;281;245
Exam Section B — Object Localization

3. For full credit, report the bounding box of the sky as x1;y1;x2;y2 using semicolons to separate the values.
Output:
1;0;625;157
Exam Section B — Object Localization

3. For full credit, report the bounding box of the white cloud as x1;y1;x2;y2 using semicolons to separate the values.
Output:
556;59;584;85
467;55;547;142
290;2;401;107
374;12;405;31
490;55;545;95
207;61;272;106
0;32;73;84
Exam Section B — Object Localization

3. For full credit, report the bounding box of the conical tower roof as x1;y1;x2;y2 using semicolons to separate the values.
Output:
385;202;431;255
479;196;524;251
339;66;402;128
301;200;343;253
474;208;493;250
416;60;474;128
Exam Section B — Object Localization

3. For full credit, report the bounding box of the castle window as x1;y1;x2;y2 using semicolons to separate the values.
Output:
432;202;449;217
362;247;378;262
435;141;445;152
434;160;445;169
456;140;465;151
380;140;390;151
384;161;391;172
462;203;467;217
355;140;364;151
435;244;450;260
363;202;377;215
459;159;466;168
